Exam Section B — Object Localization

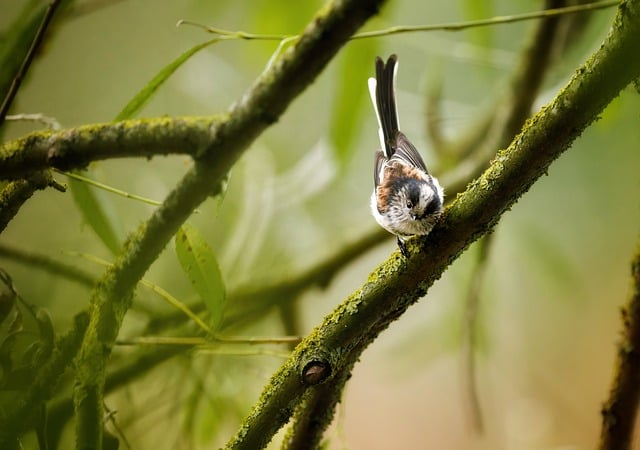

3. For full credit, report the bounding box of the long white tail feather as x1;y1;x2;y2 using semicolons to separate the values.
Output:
368;77;386;152
369;60;401;156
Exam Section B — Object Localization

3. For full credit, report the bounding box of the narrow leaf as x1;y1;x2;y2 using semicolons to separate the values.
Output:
115;38;220;121
67;39;219;246
68;174;122;255
175;224;226;331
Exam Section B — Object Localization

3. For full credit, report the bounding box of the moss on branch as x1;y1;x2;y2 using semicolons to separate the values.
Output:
0;0;389;446
66;0;387;449
0;116;215;179
0;171;54;232
225;1;640;448
599;234;640;450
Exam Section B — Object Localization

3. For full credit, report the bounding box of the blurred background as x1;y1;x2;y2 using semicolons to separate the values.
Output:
1;0;639;449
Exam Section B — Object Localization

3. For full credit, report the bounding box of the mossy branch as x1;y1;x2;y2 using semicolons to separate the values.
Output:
0;0;389;446
224;1;640;448
67;0;387;449
599;233;640;450
0;117;215;179
0;171;56;232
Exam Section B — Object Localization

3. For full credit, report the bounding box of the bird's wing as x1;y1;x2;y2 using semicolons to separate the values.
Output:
390;132;429;173
373;149;386;188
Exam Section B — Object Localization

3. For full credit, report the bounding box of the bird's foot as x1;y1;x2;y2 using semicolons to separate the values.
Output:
396;237;409;258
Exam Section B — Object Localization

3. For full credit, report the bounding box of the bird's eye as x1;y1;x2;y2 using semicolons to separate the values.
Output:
425;200;441;215
406;200;413;209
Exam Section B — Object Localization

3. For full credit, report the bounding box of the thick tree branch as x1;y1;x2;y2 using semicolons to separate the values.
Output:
66;0;387;449
599;234;640;450
0;171;55;232
281;364;354;450
225;1;640;448
0;0;388;446
283;0;581;443
0;117;214;179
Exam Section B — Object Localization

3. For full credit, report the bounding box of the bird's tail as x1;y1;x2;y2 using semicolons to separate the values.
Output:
368;54;399;158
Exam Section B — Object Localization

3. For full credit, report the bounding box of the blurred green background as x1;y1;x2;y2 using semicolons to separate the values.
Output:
1;0;639;449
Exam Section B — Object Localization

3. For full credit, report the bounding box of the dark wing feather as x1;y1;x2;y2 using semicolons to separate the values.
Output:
391;132;429;173
373;149;386;188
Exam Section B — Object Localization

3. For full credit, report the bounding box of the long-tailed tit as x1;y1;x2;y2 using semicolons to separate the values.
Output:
369;54;444;257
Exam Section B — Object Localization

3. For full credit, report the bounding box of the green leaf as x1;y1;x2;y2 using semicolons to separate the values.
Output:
68;39;221;250
115;38;220;121
68;173;122;255
175;224;226;331
329;39;379;165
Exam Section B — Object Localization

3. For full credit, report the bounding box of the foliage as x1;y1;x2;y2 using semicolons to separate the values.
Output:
1;1;640;449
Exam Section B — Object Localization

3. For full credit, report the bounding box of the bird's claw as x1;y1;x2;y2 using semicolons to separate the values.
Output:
396;237;409;258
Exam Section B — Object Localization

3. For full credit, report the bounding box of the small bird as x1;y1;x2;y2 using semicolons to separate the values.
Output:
369;54;444;257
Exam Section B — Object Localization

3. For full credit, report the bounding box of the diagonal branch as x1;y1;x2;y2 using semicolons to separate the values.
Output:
224;1;640;448
68;0;387;448
0;0;389;447
599;233;640;450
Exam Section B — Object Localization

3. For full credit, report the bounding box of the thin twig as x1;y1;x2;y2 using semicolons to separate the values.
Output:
0;0;63;125
5;113;62;130
104;405;132;450
115;335;302;346
178;1;619;42
56;169;202;212
176;20;290;40
214;335;302;345
57;169;163;207
352;0;619;38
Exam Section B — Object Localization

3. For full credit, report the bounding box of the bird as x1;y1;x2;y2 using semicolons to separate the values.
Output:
368;54;444;257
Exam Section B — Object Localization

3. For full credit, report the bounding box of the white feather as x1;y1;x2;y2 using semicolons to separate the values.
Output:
368;77;386;152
